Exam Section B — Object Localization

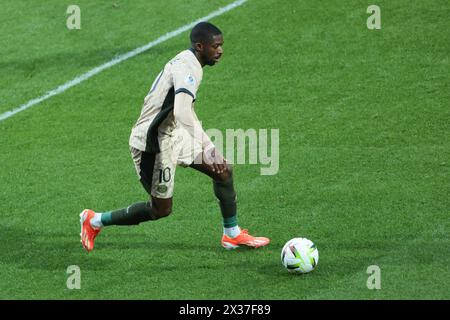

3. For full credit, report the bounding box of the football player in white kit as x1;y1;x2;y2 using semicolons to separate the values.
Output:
80;22;270;252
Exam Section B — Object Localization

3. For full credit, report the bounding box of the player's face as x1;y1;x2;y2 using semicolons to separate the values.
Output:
202;34;224;66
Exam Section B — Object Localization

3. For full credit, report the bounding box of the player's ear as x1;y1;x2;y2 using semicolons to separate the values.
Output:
194;42;203;52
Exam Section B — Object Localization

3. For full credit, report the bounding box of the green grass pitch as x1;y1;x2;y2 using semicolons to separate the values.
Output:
0;0;449;299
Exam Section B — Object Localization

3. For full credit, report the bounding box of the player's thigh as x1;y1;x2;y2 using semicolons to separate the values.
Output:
174;128;231;181
129;139;177;200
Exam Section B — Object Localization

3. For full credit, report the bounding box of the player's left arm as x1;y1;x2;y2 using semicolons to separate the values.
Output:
173;92;226;172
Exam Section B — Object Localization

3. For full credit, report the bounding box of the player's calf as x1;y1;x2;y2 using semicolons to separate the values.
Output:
90;198;172;228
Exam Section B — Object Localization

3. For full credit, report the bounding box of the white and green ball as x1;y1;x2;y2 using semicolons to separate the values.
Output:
281;238;319;273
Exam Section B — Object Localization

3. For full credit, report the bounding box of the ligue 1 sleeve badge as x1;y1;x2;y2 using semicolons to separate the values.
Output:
185;74;196;86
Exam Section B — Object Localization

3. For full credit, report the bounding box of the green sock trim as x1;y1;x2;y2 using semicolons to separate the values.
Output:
101;211;112;226
223;215;238;228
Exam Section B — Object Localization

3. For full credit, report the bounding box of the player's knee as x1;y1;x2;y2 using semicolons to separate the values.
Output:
215;164;233;182
151;198;173;219
153;206;172;219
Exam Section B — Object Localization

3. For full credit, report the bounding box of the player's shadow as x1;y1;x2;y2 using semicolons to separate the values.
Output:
101;232;217;252
0;224;115;271
101;228;273;253
0;221;263;275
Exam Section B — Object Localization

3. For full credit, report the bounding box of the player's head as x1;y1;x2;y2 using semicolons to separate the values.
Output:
190;22;224;66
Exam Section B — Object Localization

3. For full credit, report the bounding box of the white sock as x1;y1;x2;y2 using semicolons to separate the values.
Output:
90;213;104;229
224;225;241;238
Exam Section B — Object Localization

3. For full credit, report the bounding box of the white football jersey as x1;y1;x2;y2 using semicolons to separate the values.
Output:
129;49;203;153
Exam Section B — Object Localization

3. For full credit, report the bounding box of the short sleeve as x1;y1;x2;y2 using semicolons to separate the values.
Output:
172;63;198;100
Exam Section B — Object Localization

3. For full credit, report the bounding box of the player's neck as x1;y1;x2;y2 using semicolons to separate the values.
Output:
189;47;206;68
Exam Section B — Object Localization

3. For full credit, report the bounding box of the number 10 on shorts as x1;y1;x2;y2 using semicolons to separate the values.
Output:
159;167;171;183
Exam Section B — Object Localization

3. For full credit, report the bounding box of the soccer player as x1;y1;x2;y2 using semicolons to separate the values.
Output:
79;22;270;252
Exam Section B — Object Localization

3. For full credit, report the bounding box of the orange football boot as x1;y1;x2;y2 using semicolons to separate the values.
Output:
221;229;270;249
79;209;101;252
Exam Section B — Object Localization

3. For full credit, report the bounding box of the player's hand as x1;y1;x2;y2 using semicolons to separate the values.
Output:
203;146;227;174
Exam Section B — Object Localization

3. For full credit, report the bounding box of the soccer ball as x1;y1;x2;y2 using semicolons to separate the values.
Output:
281;238;319;273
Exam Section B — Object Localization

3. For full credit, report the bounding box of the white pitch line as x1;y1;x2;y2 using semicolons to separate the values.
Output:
0;0;247;122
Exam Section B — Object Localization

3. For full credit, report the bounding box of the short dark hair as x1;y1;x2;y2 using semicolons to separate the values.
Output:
190;22;222;45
